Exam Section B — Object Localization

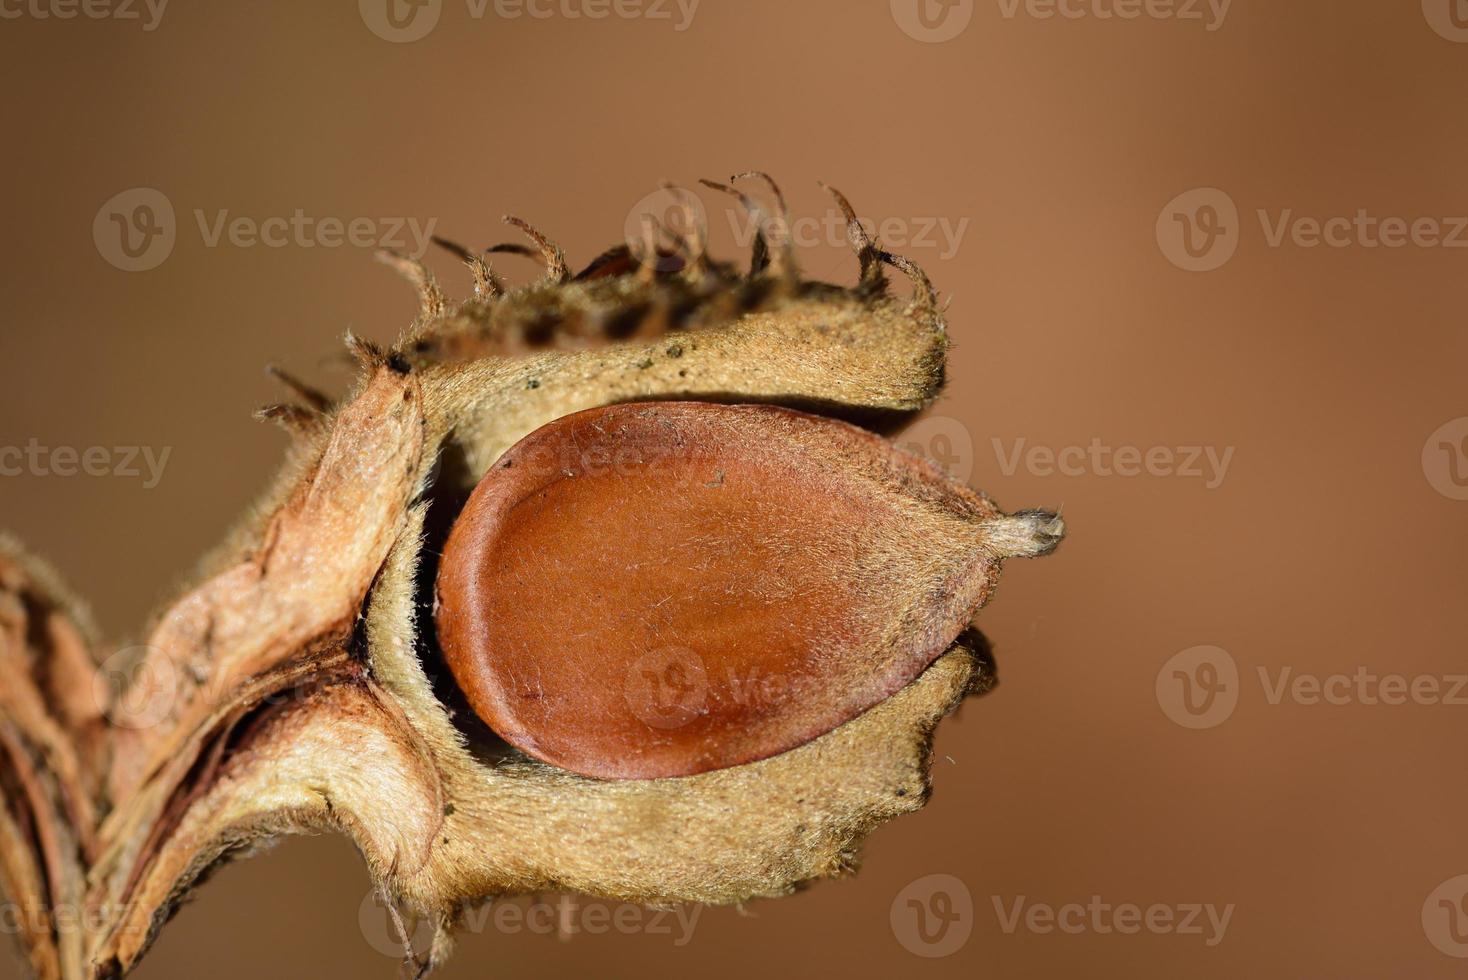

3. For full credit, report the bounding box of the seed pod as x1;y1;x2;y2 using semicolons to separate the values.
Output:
1;177;1070;980
435;402;1062;779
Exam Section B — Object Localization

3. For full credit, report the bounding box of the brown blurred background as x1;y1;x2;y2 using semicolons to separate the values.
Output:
3;0;1467;976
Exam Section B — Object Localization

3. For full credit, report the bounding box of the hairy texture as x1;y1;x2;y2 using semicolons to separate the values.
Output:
0;177;1064;979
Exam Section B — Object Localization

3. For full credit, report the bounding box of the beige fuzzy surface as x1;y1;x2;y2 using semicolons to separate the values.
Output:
0;219;1063;978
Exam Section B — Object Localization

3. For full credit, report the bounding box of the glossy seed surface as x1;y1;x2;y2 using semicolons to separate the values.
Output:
435;401;1021;779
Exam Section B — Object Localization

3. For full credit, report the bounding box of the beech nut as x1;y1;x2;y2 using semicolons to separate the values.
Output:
434;401;1061;780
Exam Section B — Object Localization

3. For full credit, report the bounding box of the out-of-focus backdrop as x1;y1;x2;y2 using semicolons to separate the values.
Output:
2;1;1466;977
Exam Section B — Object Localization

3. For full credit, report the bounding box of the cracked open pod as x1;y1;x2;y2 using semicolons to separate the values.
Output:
0;175;1064;980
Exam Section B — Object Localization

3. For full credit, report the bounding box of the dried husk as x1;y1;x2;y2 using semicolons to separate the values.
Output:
0;182;1064;979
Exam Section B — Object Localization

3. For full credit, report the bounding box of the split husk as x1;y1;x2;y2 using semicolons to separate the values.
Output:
0;177;1064;979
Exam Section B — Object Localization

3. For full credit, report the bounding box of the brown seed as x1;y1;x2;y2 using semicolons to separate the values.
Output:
434;402;1061;780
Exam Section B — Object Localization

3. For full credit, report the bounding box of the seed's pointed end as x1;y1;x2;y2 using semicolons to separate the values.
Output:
981;509;1066;559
